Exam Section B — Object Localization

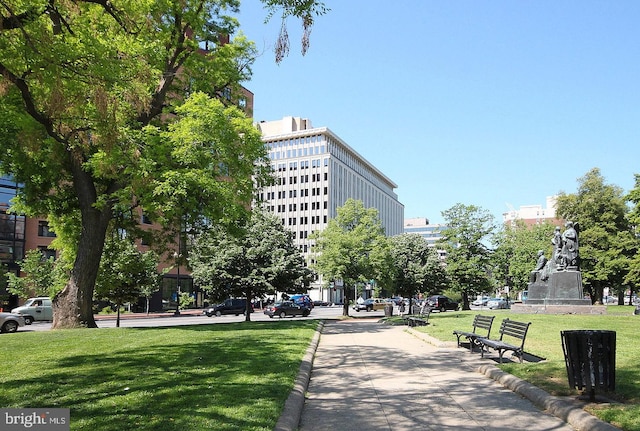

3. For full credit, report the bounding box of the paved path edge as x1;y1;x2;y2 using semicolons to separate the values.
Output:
406;327;619;431
478;364;619;431
274;320;325;431
275;321;620;431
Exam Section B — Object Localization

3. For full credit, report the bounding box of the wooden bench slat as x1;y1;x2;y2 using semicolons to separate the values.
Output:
453;314;495;352
477;318;531;363
404;307;431;327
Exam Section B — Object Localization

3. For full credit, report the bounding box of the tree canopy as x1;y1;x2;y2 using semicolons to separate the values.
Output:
189;209;312;321
0;0;325;328
438;203;496;310
311;198;390;316
388;233;446;309
95;234;162;327
491;220;555;297
5;249;62;299
556;168;636;304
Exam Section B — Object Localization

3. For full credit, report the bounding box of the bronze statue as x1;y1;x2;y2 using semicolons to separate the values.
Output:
560;221;579;270
530;250;548;282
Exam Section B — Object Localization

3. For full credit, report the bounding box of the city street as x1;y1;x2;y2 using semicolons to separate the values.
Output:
17;305;376;332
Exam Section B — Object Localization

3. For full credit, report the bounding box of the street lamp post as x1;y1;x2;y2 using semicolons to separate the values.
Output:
174;251;181;316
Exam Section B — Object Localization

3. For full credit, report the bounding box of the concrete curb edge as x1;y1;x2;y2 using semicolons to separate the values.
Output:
478;364;619;431
274;320;325;431
407;326;619;431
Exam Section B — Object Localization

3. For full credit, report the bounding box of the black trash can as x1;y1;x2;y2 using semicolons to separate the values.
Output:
560;330;616;401
384;304;393;317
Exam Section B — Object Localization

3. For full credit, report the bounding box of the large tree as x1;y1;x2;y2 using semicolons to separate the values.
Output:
0;1;325;328
189;209;312;321
388;233;445;311
556;168;633;304
311;198;391;316
438;203;496;310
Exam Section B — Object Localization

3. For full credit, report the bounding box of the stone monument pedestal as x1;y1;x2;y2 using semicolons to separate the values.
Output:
526;271;591;306
512;270;605;315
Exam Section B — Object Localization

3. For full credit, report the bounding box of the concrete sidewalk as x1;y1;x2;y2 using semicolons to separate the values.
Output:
281;319;618;431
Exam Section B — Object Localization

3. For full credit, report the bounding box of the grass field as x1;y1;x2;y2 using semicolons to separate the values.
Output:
403;306;640;431
0;321;318;431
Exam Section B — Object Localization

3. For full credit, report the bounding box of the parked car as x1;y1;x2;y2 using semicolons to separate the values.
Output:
313;300;330;306
11;297;53;324
290;294;314;309
203;298;253;317
0;312;26;333
487;297;509;309
263;301;311;318
472;296;490;306
353;298;390;312
603;296;618;304
426;295;458;312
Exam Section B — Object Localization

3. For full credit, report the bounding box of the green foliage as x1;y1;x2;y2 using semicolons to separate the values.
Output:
6;249;62;299
262;0;330;63
624;173;640;293
388;233;446;299
311;198;391;315
438;203;496;309
179;291;195;309
95;235;161;309
556;168;636;302
0;1;322;327
141;92;273;233
492;221;556;295
190;209;312;319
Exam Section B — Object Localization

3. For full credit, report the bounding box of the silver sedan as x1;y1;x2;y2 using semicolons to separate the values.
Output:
0;312;26;333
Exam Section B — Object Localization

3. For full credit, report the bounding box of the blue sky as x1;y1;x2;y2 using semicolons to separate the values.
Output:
236;1;640;224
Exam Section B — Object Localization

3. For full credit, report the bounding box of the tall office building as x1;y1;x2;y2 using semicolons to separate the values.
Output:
403;217;448;260
257;116;404;303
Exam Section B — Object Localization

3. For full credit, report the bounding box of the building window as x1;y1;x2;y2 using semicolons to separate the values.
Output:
37;246;56;260
37;221;56;237
141;213;152;225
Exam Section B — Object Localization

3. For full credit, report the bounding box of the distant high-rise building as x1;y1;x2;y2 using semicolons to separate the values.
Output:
257;116;404;303
403;217;447;260
502;196;563;227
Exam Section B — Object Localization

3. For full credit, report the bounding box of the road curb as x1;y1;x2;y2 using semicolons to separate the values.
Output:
274;320;324;431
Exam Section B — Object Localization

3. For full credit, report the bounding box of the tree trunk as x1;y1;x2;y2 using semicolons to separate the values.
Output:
590;281;604;305
52;198;111;329
342;285;351;316
245;287;253;322
461;291;470;310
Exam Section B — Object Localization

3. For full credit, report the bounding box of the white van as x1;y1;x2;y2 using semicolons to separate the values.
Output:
11;297;53;324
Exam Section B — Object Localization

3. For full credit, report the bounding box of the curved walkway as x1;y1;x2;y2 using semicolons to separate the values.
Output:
278;319;618;431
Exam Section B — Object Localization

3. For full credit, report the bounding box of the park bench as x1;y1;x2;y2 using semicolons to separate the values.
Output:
452;314;495;352
476;318;531;363
403;305;431;327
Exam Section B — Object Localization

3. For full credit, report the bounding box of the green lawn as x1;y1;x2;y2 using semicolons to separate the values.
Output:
405;306;640;431
0;321;318;431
